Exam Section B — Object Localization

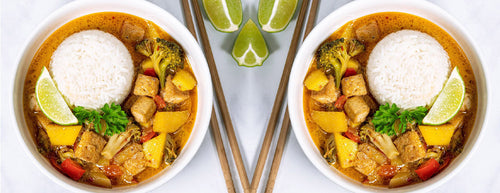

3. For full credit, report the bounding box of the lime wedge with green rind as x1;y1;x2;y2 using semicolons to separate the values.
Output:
232;19;269;67
36;66;78;125
258;0;298;32
422;67;465;125
202;0;242;33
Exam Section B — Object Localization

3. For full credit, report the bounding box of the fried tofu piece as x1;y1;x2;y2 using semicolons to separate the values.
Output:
362;95;378;114
133;74;160;97
75;131;106;163
355;20;380;43
344;96;370;124
354;151;378;176
131;96;156;125
341;74;368;97
394;131;426;164
121;20;145;43
113;143;147;176
358;143;388;165
161;75;190;104
311;76;340;104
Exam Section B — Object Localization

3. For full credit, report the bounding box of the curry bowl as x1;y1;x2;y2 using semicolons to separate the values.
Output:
288;0;488;192
12;0;212;192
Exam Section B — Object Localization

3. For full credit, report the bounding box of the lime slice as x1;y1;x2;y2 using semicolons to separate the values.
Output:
202;0;242;32
36;67;78;125
422;67;465;125
258;0;298;32
231;19;269;67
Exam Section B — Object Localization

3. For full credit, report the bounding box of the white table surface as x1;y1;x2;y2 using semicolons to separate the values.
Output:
2;0;500;192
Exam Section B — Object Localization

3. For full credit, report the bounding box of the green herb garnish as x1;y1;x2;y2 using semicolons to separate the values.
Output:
73;103;129;136
372;103;428;136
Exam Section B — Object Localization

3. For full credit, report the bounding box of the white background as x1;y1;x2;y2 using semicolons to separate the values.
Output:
2;0;500;192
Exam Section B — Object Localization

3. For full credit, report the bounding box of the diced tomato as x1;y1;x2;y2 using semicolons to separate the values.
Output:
61;159;86;181
344;131;360;143
103;165;123;178
49;156;63;172
143;68;157;77
154;95;167;110
415;158;440;181
141;131;156;143
344;68;357;77
378;165;397;178
334;95;347;110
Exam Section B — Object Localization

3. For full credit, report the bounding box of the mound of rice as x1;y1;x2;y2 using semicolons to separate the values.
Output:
366;30;450;110
50;30;134;110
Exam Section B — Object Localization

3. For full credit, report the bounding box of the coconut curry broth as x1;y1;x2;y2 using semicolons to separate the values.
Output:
23;12;197;187
303;12;477;186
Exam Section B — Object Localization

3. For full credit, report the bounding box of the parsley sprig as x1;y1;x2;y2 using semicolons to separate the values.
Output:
73;103;129;136
372;103;427;136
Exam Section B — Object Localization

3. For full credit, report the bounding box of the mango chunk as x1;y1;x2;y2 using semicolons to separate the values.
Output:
143;133;167;168
153;111;190;133
172;70;197;91
304;70;329;91
311;111;347;133
419;113;465;146
36;114;82;146
334;133;358;168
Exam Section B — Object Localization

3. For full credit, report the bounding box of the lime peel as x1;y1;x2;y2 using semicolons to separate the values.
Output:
422;67;465;125
36;67;78;125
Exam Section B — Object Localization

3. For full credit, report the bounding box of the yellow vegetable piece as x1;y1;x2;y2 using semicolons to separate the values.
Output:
143;133;167;168
153;111;190;133
347;59;360;72
37;114;82;146
304;70;329;91
172;70;197;91
419;113;464;146
141;58;154;71
334;133;358;168
311;111;347;133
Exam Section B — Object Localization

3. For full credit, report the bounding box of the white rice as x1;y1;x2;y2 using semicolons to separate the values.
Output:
366;30;450;110
50;30;134;110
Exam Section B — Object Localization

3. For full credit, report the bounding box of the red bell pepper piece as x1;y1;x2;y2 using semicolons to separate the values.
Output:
143;68;157;77
61;159;86;181
154;95;167;110
141;131;157;143
344;131;360;143
415;158;440;181
344;68;357;77
334;95;347;110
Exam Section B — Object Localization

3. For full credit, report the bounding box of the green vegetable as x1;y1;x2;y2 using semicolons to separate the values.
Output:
372;103;427;136
136;38;184;88
73;103;129;136
316;38;365;88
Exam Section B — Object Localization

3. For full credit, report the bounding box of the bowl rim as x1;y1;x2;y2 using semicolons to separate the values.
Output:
11;0;213;192
287;0;489;192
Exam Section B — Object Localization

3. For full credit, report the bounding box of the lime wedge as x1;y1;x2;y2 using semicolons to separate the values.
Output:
202;0;242;32
258;0;298;32
36;67;78;125
422;67;465;125
231;19;269;67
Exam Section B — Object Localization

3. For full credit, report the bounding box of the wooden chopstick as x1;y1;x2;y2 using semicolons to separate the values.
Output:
250;0;310;192
264;1;320;192
189;0;251;192
181;1;236;192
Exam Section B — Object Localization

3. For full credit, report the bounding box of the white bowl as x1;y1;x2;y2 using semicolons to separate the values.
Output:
288;0;489;192
11;0;213;192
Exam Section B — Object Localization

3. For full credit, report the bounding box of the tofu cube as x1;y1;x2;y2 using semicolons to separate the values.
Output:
341;74;367;97
394;131;426;164
131;96;157;125
133;74;160;97
344;96;370;124
75;131;106;163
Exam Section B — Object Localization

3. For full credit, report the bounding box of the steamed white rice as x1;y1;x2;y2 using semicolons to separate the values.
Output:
50;30;134;110
366;30;450;110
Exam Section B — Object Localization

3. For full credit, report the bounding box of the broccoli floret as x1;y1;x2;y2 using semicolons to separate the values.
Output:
315;38;365;88
136;38;185;88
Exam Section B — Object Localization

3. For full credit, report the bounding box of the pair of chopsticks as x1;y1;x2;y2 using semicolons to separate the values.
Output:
182;0;248;193
182;0;319;192
251;0;320;193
